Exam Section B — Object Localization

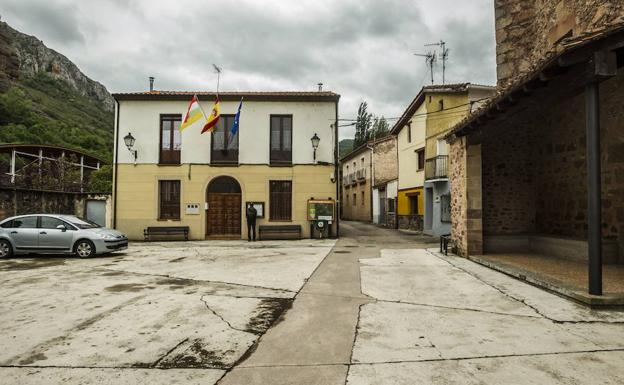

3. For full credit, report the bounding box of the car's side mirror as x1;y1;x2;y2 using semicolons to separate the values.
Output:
56;224;67;232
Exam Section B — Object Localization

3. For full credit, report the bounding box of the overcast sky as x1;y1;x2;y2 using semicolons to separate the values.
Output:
2;0;496;139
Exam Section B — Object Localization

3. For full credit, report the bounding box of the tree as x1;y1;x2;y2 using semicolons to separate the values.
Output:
371;116;389;139
354;102;372;147
88;165;112;193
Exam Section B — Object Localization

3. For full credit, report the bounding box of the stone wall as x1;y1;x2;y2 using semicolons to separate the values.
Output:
456;70;624;256
449;139;468;255
0;188;111;224
398;214;423;232
481;115;535;236
495;0;624;88
373;137;397;185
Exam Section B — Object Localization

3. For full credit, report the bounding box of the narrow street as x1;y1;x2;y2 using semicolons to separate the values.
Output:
220;221;624;384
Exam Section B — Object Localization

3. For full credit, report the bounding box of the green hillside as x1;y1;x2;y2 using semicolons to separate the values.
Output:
339;139;354;158
0;72;113;161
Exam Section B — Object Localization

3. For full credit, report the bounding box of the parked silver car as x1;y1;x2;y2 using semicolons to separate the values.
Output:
0;214;128;258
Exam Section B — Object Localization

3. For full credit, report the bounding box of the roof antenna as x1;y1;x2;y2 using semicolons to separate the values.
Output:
318;82;323;91
414;51;437;85
426;40;449;84
212;64;222;94
149;76;154;92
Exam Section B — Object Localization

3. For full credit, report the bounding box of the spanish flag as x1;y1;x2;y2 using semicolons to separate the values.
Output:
201;97;220;134
180;95;206;131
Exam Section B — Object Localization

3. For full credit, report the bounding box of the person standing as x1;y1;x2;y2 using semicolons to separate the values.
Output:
246;203;258;241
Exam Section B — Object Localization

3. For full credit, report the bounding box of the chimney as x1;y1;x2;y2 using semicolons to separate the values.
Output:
318;82;323;92
149;77;155;92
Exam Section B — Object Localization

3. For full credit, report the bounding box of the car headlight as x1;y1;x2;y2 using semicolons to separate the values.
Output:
98;233;117;240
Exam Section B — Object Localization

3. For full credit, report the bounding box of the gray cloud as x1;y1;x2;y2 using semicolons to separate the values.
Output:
1;0;496;138
2;0;85;46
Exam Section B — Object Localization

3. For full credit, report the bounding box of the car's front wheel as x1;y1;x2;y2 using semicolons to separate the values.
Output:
74;240;95;258
0;239;12;258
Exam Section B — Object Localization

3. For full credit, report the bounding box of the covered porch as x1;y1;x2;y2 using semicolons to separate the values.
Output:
448;26;624;303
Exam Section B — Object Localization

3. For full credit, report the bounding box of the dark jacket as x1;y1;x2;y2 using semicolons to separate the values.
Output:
246;206;257;222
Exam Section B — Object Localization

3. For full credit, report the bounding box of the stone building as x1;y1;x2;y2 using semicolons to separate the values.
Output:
447;1;624;296
371;136;398;228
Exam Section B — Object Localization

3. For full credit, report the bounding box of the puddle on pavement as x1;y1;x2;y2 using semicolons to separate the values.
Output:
246;298;293;335
0;258;66;270
105;283;154;292
156;277;196;286
18;352;47;365
158;339;229;369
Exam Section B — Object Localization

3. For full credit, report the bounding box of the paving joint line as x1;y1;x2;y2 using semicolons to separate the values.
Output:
427;250;620;324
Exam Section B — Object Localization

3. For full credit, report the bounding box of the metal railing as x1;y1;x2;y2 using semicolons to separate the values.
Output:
356;168;366;181
425;155;448;180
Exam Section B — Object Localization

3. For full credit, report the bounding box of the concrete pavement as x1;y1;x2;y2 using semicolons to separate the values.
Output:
3;221;624;384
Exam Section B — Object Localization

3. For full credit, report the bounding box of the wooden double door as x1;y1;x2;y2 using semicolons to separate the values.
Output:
206;193;241;237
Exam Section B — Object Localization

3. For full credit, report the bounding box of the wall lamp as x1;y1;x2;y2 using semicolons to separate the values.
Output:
123;132;137;162
311;133;320;162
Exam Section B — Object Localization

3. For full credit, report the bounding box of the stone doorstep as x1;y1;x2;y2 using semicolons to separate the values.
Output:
466;255;624;307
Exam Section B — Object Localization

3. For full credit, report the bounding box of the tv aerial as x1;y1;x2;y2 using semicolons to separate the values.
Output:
425;40;449;84
414;51;437;85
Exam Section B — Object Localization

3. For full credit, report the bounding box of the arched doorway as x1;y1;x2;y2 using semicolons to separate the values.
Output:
206;176;242;238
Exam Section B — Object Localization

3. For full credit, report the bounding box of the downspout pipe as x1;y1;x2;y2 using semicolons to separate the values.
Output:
113;99;120;229
335;99;340;238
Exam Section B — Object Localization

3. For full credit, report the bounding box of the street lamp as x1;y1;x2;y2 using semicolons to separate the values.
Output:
311;133;320;162
123;132;137;162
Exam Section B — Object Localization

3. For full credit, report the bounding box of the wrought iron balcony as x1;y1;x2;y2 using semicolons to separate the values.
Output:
425;155;448;180
356;168;367;181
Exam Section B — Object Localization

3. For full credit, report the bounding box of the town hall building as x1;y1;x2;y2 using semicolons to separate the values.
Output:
112;90;339;240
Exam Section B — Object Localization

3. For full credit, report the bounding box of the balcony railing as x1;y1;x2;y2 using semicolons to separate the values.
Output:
425;155;448;180
356;168;366;181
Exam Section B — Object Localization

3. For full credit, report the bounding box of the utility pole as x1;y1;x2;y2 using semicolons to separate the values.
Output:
414;51;436;84
425;40;450;84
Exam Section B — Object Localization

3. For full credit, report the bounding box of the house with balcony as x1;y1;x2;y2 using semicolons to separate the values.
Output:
390;84;494;233
111;90;339;240
422;83;494;237
340;142;372;222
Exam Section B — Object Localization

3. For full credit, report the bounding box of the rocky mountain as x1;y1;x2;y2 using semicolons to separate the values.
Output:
0;20;114;161
0;21;114;111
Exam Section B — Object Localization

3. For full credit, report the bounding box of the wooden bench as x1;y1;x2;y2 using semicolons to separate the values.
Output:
144;226;189;241
258;225;302;240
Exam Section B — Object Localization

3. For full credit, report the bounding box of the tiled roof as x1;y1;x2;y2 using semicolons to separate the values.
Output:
113;90;340;101
446;22;624;140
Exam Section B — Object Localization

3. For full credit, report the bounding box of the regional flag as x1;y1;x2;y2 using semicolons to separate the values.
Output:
201;97;221;134
180;95;206;131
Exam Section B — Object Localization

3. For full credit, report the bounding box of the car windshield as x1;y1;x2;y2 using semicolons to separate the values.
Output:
64;216;101;229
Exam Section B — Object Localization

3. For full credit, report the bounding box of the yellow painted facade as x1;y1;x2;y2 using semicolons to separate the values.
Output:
115;164;336;240
424;93;470;159
397;187;424;216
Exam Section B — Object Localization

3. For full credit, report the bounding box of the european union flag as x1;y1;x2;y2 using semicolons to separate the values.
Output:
230;98;243;137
